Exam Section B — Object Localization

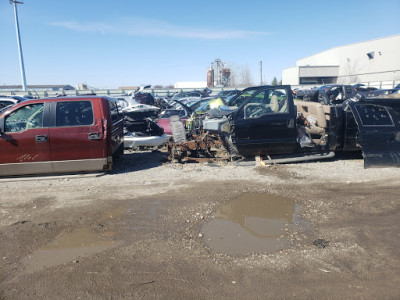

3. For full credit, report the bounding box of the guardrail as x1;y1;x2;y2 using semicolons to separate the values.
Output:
292;80;400;90
1;80;399;98
1;87;239;98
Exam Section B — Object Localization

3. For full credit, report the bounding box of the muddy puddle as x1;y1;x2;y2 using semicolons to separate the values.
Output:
23;227;118;272
201;193;301;255
22;205;129;272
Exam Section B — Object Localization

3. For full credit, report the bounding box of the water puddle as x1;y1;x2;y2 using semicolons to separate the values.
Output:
201;193;297;255
23;227;117;272
103;205;129;219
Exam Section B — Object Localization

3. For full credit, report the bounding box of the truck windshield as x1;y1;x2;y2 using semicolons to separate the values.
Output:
227;87;263;107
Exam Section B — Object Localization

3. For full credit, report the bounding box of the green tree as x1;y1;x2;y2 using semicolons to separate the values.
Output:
271;77;278;86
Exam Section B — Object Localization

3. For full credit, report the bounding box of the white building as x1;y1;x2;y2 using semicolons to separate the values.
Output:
282;34;400;88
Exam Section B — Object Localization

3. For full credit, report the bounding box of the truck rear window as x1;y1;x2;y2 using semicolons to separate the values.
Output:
56;101;93;127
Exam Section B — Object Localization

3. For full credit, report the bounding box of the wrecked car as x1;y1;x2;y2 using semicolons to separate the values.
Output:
158;97;226;137
119;98;167;150
302;84;357;104
367;83;400;97
112;95;167;149
168;85;400;168
157;100;194;136
123;117;167;149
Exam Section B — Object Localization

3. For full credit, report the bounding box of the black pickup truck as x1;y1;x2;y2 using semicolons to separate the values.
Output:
170;85;400;168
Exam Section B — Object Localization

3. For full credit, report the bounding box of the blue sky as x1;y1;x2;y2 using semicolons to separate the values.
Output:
1;0;399;89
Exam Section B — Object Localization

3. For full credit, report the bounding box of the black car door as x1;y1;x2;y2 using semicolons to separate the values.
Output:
347;99;400;168
233;86;297;156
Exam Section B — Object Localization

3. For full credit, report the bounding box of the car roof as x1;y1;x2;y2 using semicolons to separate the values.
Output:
0;97;19;102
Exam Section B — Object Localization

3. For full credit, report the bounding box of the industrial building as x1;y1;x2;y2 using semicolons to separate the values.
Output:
282;34;400;87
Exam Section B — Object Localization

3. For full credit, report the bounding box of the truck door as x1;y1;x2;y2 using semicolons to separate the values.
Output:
233;86;297;156
49;99;107;173
0;102;52;176
347;100;400;168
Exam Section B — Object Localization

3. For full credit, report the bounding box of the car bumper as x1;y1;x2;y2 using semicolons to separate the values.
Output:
124;133;168;148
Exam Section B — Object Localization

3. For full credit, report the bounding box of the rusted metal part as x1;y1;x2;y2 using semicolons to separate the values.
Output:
167;156;221;163
168;131;229;162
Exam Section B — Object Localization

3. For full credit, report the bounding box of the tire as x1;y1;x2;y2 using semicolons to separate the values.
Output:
170;116;187;143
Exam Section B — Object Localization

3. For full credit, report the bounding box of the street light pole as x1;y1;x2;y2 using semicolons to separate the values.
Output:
10;0;27;91
259;61;263;85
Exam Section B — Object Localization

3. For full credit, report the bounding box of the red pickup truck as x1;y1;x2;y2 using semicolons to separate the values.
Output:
0;96;124;176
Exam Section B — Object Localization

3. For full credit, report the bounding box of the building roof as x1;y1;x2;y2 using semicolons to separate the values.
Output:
0;85;74;90
299;34;400;61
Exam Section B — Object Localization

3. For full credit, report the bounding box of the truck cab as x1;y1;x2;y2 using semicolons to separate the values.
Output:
200;85;400;168
0;96;124;176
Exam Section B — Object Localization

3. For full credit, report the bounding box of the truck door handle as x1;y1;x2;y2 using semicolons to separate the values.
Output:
88;132;101;140
35;135;48;143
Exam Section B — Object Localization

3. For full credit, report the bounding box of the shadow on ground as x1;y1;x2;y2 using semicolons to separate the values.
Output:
112;150;169;173
333;151;363;160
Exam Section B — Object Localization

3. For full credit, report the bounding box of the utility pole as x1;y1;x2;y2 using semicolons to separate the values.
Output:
259;61;263;85
10;0;27;91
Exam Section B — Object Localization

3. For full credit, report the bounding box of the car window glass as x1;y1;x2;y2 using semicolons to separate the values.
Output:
229;90;255;107
109;100;120;122
116;98;129;109
162;109;180;118
0;101;14;109
5;103;44;132
242;89;288;119
56;101;93;127
179;109;187;117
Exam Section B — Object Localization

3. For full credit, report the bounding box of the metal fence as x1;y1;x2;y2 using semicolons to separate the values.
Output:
1;80;399;98
292;80;400;90
1;87;240;98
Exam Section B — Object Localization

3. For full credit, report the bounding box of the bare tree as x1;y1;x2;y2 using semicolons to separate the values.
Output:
239;65;254;87
343;59;360;84
229;69;237;87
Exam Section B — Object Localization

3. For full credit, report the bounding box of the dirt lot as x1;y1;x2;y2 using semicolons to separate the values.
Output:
1;151;400;299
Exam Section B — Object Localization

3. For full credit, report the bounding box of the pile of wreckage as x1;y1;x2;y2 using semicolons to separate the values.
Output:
119;85;400;168
118;87;227;152
115;95;168;150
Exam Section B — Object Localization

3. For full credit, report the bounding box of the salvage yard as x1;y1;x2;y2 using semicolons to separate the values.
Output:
1;151;400;299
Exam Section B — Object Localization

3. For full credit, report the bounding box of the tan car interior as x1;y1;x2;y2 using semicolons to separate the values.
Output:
296;101;330;143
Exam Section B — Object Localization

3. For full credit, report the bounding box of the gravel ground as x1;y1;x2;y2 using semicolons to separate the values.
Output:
1;150;399;299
